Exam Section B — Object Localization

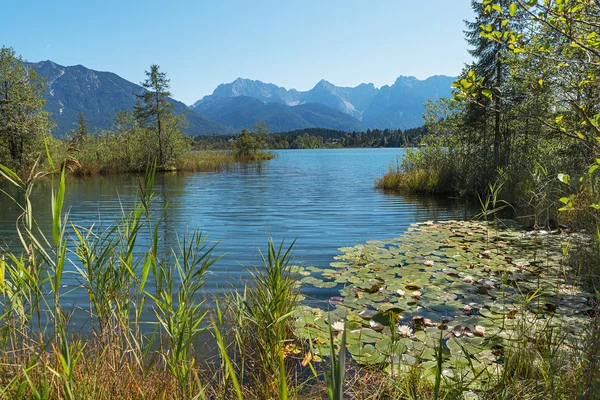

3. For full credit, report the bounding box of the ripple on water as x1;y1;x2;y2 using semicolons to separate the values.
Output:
0;148;477;326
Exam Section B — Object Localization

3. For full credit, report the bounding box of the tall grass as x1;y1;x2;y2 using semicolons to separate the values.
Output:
375;150;456;194
0;162;218;398
68;150;275;176
322;321;347;400
222;238;300;398
179;151;239;173
72;150;259;176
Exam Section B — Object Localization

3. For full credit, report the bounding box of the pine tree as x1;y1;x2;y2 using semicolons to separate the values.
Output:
74;112;88;142
462;0;516;164
135;64;172;165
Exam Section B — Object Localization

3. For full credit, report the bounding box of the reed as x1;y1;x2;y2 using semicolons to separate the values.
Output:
375;152;454;194
179;151;238;172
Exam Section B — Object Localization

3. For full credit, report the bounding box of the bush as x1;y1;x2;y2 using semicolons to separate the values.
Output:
376;147;456;194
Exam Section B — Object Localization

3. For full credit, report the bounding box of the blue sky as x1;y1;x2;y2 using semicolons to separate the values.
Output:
2;1;474;105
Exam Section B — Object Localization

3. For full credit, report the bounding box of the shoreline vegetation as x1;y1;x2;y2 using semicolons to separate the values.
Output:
0;45;421;180
371;1;600;397
0;50;275;179
376;150;454;195
192;126;426;151
67;150;276;177
377;1;600;230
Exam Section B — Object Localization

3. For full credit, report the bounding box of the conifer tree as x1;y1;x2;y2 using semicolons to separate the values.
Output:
74;111;88;142
135;64;172;165
462;0;518;164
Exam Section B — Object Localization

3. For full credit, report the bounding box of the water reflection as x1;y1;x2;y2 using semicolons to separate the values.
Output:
384;191;475;223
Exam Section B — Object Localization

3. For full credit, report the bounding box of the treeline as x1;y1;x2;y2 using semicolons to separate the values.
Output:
193;126;426;150
0;47;270;176
0;47;187;174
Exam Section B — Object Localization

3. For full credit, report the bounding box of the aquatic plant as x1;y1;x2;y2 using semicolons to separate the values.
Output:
223;238;300;398
295;220;596;393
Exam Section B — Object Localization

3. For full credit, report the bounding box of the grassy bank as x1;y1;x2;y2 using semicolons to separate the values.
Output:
376;164;453;194
64;137;276;176
375;148;457;195
54;148;275;177
152;150;274;174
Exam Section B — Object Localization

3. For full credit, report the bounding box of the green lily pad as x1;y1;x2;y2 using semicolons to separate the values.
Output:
294;219;593;391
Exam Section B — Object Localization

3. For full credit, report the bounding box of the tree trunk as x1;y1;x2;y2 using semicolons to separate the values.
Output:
157;112;163;165
493;52;502;166
156;91;163;165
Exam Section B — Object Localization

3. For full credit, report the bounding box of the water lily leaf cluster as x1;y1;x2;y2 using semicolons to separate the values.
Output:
294;220;594;387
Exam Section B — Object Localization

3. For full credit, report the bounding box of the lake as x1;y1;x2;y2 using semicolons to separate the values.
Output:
0;148;476;326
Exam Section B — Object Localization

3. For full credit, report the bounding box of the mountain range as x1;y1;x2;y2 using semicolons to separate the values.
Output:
30;60;456;136
192;75;456;130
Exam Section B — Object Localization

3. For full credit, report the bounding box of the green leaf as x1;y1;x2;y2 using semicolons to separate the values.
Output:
45;141;56;173
52;167;66;248
460;79;473;89
509;3;517;16
0;164;25;189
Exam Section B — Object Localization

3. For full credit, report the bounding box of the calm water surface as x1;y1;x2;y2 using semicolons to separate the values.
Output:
0;148;476;326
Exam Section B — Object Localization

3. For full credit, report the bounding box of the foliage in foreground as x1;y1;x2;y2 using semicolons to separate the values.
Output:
0;161;598;399
297;220;599;398
380;0;600;231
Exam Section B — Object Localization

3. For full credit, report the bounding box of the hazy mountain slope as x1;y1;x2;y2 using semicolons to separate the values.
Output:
361;75;455;130
28;60;454;135
193;96;367;133
202;77;302;106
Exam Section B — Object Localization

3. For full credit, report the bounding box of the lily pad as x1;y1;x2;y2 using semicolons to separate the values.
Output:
294;219;593;389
